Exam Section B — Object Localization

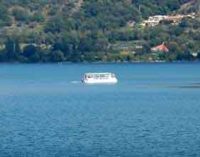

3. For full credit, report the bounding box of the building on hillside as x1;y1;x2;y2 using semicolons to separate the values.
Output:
127;20;136;27
151;43;169;53
141;13;196;27
191;52;198;57
140;15;167;27
0;44;5;50
164;15;186;25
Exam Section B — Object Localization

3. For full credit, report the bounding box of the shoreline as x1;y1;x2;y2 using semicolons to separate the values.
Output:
0;60;200;65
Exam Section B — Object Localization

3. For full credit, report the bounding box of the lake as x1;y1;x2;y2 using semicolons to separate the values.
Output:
0;63;200;157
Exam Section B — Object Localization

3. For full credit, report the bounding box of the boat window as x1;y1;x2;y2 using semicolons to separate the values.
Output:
100;74;105;78
87;74;93;78
84;73;116;79
111;74;115;78
94;74;100;79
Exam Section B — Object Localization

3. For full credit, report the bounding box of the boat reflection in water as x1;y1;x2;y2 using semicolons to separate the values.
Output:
82;72;118;84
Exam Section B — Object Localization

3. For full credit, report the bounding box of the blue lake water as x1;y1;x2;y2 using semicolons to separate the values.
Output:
0;63;200;157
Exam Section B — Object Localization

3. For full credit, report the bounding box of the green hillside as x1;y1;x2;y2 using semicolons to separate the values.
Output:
0;0;199;62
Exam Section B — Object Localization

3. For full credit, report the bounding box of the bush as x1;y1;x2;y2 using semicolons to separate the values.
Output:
23;44;37;58
50;50;65;62
12;7;30;22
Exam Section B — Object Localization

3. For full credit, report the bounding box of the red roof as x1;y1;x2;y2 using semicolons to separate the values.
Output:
151;43;169;53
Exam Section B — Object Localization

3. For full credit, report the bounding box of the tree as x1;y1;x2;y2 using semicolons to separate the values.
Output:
12;7;30;22
5;38;21;60
23;44;37;58
50;50;65;62
31;12;45;22
0;4;11;27
44;16;65;33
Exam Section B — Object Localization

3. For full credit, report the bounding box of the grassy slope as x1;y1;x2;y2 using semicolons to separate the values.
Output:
0;0;199;62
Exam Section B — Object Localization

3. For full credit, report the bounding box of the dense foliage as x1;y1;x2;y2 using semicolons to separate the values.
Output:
0;0;199;62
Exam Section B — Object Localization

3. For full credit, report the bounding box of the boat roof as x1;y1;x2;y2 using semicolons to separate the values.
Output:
84;72;114;75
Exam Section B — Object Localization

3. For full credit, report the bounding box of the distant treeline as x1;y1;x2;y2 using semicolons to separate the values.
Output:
0;0;200;62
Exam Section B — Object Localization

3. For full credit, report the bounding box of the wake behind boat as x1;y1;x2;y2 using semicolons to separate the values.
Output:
82;72;118;84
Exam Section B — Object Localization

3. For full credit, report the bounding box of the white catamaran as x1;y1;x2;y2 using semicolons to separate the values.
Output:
82;72;118;84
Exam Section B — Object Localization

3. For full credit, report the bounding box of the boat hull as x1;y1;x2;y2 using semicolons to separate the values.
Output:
83;78;118;84
82;72;118;84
